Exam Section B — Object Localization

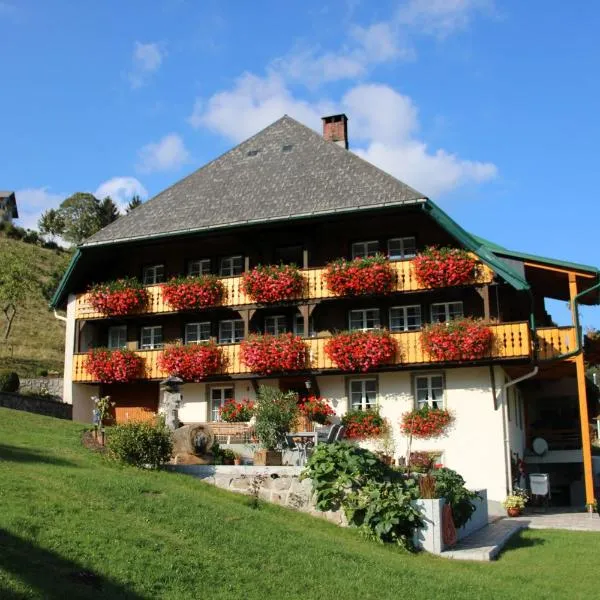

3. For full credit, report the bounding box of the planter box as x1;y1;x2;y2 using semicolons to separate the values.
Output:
253;450;282;466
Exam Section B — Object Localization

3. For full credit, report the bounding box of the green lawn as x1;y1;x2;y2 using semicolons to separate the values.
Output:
0;408;598;599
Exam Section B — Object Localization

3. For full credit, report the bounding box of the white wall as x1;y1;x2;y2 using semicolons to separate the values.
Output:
72;383;99;422
62;294;76;406
316;366;508;504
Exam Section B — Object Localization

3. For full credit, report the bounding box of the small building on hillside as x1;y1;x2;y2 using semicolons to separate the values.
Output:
0;191;18;223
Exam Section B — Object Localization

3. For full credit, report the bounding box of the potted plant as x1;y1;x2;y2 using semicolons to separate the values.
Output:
298;396;335;426
219;399;255;422
158;342;225;381
341;409;386;440
413;246;480;288
233;452;243;466
219;449;237;465
421;318;493;362
324;329;396;372
252;386;299;466
401;406;454;439
84;348;144;383
88;277;148;316
240;333;308;374
502;494;526;517
242;264;305;303
161;274;224;310
324;254;395;296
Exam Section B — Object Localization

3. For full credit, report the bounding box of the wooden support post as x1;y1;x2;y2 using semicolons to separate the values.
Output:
244;256;250;273
240;309;256;339
569;273;595;505
476;285;491;322
302;248;309;269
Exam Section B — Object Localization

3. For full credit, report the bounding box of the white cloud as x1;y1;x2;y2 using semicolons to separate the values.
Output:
189;72;334;141
192;76;496;197
13;187;65;231
397;0;493;37
136;133;191;173
129;42;163;89
94;177;148;211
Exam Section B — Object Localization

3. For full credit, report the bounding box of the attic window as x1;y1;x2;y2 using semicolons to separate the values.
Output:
282;144;293;152
246;149;260;157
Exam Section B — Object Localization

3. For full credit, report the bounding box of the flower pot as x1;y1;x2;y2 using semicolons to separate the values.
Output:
253;449;282;466
234;458;242;466
507;507;522;517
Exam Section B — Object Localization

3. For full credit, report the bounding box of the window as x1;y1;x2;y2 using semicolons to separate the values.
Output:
185;322;211;344
219;256;243;277
142;264;164;285
351;241;379;259
388;237;416;260
188;259;211;277
293;314;314;337
264;315;287;335
430;301;464;323
390;305;422;332
210;386;234;421
140;326;163;350
349;378;377;410
349;308;380;331
414;374;445;409
107;325;127;349
218;319;244;343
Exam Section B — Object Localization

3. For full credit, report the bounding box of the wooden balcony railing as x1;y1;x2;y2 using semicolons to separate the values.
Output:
536;326;578;360
72;321;532;382
74;259;495;320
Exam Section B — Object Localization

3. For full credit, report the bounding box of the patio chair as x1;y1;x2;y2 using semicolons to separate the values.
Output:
333;425;345;442
316;423;340;444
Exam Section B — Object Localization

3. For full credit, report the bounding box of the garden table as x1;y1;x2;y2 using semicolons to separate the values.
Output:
286;431;317;466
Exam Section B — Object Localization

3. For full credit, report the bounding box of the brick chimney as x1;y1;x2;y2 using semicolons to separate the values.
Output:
322;114;348;149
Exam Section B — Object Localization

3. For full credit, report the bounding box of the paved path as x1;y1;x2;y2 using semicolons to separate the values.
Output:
441;511;600;561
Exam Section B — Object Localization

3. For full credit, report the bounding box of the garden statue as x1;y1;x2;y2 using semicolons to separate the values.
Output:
159;376;183;431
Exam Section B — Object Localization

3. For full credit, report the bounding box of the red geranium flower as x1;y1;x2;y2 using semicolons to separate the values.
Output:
413;246;479;288
401;406;453;439
325;329;396;372
324;254;395;296
158;342;225;382
85;348;143;383
298;396;335;425
161;275;224;311
421;318;493;362
219;398;255;422
342;409;386;439
240;333;308;374
88;278;148;316
242;264;305;304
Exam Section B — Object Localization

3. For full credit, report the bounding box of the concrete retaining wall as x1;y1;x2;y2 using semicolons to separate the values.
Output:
19;377;63;399
169;465;488;553
0;392;72;420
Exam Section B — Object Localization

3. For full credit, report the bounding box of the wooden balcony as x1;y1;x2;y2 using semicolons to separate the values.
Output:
536;326;578;361
73;259;495;320
72;321;533;383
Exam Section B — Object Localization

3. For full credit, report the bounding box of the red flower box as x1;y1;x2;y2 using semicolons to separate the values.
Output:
413;247;479;288
342;409;385;439
219;399;255;422
242;264;305;304
240;333;308;374
421;319;493;362
299;396;335;425
401;407;453;439
158;343;224;382
85;348;143;383
88;278;148;316
161;275;224;311
324;255;395;296
324;330;396;372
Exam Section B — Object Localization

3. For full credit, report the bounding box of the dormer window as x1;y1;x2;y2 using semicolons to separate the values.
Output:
351;241;379;259
388;237;416;260
219;256;243;277
188;259;211;277
142;264;164;285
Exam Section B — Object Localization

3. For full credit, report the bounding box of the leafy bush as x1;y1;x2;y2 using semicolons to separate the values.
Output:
433;467;480;528
303;442;421;548
0;371;20;393
107;420;173;468
253;386;299;450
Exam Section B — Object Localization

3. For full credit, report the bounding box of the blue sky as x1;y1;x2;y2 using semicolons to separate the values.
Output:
1;0;599;326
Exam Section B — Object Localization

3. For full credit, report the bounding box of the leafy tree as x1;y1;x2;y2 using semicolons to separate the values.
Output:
38;209;65;240
0;252;37;340
126;195;143;213
99;196;120;226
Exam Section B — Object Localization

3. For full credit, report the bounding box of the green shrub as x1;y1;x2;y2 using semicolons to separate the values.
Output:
433;467;480;528
107;420;173;468
253;385;298;450
0;371;20;393
303;442;422;549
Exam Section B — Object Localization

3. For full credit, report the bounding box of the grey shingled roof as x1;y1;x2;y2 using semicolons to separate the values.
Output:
83;115;427;246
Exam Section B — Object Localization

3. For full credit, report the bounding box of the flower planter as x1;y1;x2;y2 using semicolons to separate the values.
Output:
342;409;385;439
161;275;224;310
421;319;493;362
253;449;282;466
324;255;395;296
324;330;396;372
85;348;143;383
507;507;522;517
401;407;453;439
88;278;148;316
219;399;254;422
413;247;479;288
298;397;335;426
158;343;224;382
242;264;305;303
240;333;308;374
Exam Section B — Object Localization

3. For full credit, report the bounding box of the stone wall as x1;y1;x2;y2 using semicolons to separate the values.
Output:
19;378;63;399
169;465;345;526
0;392;72;420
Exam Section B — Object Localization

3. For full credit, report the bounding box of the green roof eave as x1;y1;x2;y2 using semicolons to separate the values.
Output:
50;249;81;309
422;200;530;291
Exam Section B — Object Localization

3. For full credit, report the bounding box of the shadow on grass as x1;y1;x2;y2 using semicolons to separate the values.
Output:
0;444;76;467
0;528;144;599
498;529;547;557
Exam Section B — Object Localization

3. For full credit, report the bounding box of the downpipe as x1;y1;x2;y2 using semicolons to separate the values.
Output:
53;309;67;323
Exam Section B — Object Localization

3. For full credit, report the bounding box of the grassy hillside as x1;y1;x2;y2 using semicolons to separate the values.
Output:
0;236;71;377
1;408;599;599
